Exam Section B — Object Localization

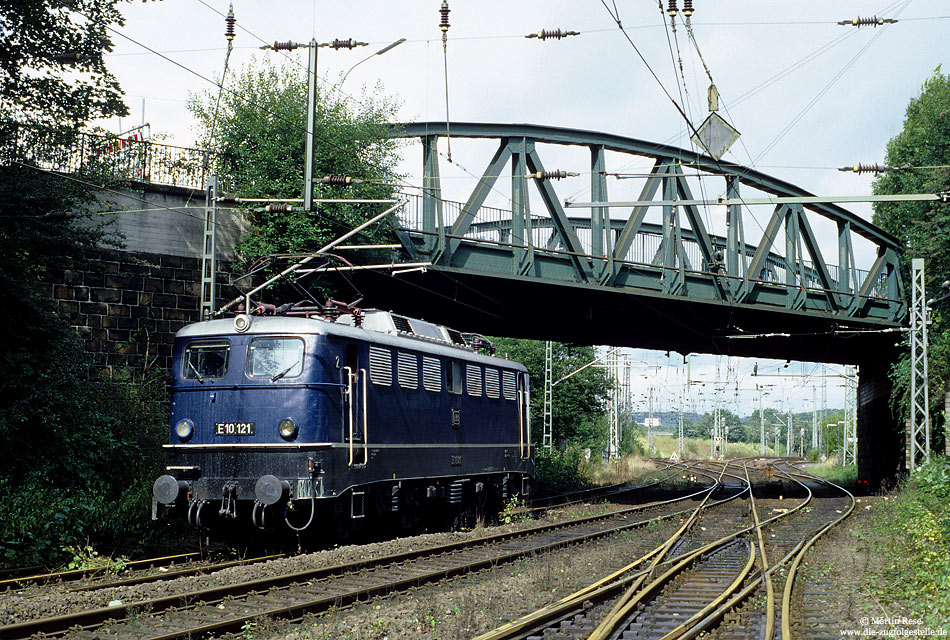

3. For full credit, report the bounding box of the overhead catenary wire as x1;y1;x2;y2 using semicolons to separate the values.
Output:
754;0;912;163
77;11;540;312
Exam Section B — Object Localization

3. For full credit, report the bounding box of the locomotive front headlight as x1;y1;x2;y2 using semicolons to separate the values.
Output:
175;419;194;441
278;418;298;440
234;313;252;333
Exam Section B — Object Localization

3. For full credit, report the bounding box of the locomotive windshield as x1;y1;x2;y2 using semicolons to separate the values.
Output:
182;341;230;380
247;337;305;380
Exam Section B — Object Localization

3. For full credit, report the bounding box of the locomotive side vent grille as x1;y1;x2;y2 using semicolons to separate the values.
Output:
397;351;419;389
485;368;500;398
368;346;393;386
466;364;482;397
502;371;517;400
422;356;442;391
391;315;414;334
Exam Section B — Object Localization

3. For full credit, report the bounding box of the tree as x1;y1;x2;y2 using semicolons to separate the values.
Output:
188;60;404;299
0;1;127;128
872;69;950;431
0;3;171;568
492;337;611;449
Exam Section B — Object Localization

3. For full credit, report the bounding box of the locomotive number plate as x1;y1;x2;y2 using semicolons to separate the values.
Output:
215;422;255;436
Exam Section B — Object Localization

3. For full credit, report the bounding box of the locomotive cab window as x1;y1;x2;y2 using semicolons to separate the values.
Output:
183;341;230;380
446;360;463;394
247;337;305;380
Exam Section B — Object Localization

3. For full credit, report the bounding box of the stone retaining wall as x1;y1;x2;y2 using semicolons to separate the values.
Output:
41;248;234;373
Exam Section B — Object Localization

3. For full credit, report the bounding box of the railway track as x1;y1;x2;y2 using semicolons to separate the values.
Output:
2;459;851;640
2;463;678;597
0;554;285;595
0;553;204;590
0;472;724;639
474;459;853;640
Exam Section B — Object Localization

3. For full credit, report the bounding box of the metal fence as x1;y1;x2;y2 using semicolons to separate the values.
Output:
0;122;229;191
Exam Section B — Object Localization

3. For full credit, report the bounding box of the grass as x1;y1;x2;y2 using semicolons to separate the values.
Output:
856;457;950;629
803;460;858;488
588;455;660;485
647;434;776;459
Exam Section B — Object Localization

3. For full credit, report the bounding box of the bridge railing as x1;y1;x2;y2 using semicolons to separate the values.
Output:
398;192;885;299
0;122;230;191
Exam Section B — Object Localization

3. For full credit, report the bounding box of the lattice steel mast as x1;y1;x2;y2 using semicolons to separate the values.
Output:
543;340;553;450
908;258;930;471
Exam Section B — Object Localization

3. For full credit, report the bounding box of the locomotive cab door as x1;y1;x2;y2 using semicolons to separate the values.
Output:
342;344;368;466
518;372;530;459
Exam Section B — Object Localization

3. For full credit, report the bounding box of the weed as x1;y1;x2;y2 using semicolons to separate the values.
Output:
856;458;950;629
412;593;443;631
62;543;127;573
501;494;528;524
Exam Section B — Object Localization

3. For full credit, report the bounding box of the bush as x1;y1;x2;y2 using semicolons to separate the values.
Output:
0;164;172;569
0;365;169;568
534;447;593;496
909;456;950;503
861;456;950;626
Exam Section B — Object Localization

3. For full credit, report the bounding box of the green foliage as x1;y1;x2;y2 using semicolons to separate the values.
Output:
861;457;950;626
807;463;858;488
492;337;611;448
872;69;950;440
0;164;170;568
534;447;593;495
0;2;171;570
0;369;169;568
63;543;127;573
0;1;128;128
189;59;404;300
499;494;528;525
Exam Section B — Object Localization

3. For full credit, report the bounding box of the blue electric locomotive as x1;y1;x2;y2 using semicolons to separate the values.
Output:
152;308;533;535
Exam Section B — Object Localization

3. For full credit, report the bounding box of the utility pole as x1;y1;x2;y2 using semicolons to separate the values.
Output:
543;341;553;450
608;348;620;460
200;176;217;320
786;407;793;457
821;378;827;454
199;5;235;319
812;387;818;453
676;391;686;460
303;38;318;211
648;386;655;456
844;366;858;466
261;37;369;211
759;387;766;456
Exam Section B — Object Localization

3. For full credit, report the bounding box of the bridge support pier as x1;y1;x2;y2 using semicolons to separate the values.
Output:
857;360;902;490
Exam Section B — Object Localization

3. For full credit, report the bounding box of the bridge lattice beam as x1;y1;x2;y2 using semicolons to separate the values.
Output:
393;122;906;328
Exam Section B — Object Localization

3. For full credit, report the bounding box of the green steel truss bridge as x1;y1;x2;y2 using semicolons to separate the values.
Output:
368;122;906;366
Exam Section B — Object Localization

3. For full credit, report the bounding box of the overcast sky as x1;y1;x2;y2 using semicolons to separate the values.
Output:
94;0;947;414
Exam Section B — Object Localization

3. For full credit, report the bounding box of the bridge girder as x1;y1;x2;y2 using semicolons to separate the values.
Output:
370;122;905;364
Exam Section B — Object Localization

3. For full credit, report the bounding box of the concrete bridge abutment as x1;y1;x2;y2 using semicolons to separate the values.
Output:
857;358;903;489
